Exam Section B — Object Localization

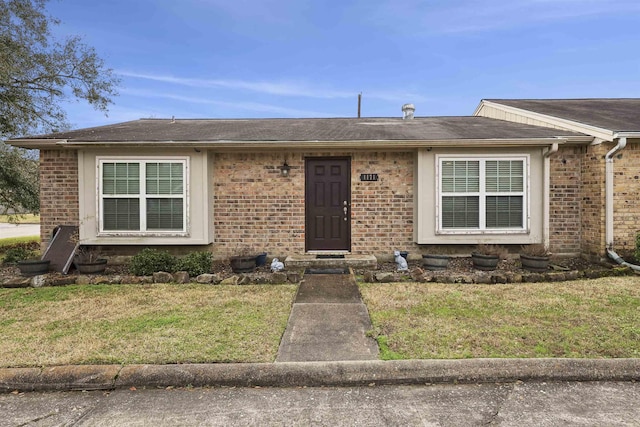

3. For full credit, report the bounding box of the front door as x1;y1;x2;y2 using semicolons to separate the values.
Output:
305;157;351;251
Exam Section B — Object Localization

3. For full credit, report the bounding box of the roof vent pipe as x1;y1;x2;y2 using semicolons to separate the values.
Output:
402;103;415;120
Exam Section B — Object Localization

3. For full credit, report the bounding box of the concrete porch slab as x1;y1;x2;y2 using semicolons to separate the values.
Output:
284;254;377;269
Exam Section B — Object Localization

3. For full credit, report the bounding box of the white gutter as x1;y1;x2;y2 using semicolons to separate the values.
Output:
543;142;559;250
605;134;640;271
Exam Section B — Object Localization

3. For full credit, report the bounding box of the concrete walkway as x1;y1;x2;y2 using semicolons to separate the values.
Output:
276;272;379;362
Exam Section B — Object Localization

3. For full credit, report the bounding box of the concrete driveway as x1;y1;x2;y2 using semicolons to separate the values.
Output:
0;223;40;239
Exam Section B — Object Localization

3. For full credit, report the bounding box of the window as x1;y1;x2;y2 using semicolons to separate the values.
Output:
98;158;188;234
437;156;527;233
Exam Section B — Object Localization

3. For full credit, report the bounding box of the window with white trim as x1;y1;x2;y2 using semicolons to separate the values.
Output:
437;156;527;233
98;158;188;234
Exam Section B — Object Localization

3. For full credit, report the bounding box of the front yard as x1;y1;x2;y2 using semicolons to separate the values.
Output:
361;276;640;359
0;276;638;367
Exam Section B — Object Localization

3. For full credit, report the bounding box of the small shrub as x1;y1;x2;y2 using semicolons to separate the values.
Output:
520;244;550;257
176;251;213;276
129;248;177;276
2;247;36;264
474;244;508;259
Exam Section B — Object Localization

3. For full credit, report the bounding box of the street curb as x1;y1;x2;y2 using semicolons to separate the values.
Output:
1;359;639;392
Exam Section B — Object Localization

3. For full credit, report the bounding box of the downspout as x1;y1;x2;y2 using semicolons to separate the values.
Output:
543;142;559;250
604;135;640;271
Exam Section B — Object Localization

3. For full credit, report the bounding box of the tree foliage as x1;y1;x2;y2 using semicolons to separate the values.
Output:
0;0;119;138
0;142;39;216
0;0;119;216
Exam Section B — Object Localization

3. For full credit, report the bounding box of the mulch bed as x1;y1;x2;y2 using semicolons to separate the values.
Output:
1;256;636;288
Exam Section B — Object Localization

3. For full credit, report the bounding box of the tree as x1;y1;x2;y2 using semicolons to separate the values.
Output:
0;0;119;216
0;142;38;218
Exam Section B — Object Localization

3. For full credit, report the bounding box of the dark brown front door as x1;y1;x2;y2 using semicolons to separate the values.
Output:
305;157;351;251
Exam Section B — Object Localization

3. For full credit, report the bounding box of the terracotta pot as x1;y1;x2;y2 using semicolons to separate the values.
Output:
422;254;450;271
520;254;550;272
471;253;499;271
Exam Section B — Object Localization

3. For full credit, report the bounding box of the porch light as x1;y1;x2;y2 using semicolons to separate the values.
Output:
278;161;291;177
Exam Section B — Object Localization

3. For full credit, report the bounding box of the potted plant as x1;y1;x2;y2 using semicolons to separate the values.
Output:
229;245;257;273
5;247;51;277
74;245;108;274
520;244;551;272
422;253;450;271
472;244;507;271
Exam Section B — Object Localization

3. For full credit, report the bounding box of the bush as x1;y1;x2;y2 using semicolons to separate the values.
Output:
129;248;177;276
175;251;213;276
2;246;36;264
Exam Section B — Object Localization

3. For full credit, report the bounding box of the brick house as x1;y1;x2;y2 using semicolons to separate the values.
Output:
8;99;640;262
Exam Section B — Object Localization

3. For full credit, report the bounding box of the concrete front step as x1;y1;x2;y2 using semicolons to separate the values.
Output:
284;254;377;269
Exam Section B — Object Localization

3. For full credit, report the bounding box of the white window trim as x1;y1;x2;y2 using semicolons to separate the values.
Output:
435;154;530;235
96;156;190;237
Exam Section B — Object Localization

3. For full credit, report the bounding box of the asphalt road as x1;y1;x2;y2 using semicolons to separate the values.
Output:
2;381;639;426
0;223;39;239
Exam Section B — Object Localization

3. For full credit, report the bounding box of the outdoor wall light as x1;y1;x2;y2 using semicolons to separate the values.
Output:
278;161;291;177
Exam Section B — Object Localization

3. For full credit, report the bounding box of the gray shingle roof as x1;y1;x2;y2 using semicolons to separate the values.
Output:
14;116;581;144
486;99;640;133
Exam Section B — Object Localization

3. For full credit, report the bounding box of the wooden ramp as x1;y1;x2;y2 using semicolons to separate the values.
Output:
42;225;79;274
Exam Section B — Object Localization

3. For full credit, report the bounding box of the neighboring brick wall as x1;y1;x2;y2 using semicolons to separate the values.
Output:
580;143;607;257
212;151;415;257
39;149;79;248
611;141;640;253
549;146;582;255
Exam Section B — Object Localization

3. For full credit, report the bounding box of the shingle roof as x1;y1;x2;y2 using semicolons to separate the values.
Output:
13;116;581;144
486;99;640;133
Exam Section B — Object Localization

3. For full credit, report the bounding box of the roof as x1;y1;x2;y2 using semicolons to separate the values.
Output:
9;116;583;149
485;99;640;133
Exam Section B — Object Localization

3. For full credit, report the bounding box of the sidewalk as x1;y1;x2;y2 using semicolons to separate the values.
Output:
276;272;379;362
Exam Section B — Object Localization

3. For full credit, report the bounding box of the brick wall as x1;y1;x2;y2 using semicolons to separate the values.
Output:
39;149;79;248
580;143;607;257
611;141;640;253
548;146;582;254
212;151;415;257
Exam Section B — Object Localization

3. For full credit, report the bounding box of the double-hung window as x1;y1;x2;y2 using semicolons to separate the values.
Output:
98;158;188;234
437;156;527;233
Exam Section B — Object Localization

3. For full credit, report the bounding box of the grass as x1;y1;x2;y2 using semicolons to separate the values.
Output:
360;277;640;359
0;283;296;367
0;236;40;248
0;214;40;224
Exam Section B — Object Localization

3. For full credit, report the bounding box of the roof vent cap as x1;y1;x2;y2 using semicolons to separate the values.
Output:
402;103;415;120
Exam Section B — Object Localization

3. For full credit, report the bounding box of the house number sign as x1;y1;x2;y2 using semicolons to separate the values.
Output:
360;173;379;182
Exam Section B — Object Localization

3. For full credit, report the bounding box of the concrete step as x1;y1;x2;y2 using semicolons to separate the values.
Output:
284;254;377;269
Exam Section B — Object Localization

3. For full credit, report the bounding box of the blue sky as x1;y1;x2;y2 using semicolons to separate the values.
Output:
47;0;640;129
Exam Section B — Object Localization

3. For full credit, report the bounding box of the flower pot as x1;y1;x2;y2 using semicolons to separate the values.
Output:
230;255;257;273
255;252;268;267
471;252;499;271
74;258;108;274
17;259;51;277
422;254;450;271
520;254;550;272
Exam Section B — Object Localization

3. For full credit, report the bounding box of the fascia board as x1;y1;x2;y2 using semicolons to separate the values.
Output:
52;138;570;150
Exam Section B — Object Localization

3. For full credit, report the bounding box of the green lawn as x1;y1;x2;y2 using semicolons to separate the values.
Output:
0;284;296;367
360;276;640;359
0;214;40;224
